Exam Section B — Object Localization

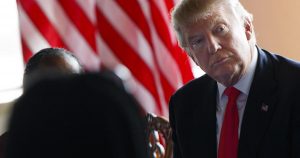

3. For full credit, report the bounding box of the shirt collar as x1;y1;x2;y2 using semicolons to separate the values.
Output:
217;47;258;99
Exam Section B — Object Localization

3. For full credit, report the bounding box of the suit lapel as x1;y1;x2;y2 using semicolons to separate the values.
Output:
192;77;218;158
238;48;278;158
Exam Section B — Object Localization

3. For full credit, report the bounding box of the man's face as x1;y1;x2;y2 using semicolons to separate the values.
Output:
182;4;253;86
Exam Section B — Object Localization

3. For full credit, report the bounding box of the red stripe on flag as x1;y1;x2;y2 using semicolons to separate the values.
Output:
116;0;152;46
158;71;176;110
149;1;194;83
18;0;66;48
96;8;164;114
116;0;175;103
161;0;195;82
174;45;194;83
17;0;194;116
149;1;173;51
21;37;33;63
164;0;175;12
58;0;98;53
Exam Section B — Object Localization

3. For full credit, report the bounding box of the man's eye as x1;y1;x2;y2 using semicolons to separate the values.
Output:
217;27;224;32
190;39;203;50
193;39;203;45
215;25;228;34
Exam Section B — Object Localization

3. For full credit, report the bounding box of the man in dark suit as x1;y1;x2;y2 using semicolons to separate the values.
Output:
169;0;300;158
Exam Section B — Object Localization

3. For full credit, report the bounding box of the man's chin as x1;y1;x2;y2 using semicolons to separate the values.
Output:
210;70;238;86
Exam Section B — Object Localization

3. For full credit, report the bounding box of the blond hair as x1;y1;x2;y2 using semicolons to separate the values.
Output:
171;0;255;49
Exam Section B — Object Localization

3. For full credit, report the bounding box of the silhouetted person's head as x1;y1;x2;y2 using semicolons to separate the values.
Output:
23;48;83;90
6;73;148;158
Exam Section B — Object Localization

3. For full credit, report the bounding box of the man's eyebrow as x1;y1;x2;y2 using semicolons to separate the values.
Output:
188;35;203;42
209;16;224;26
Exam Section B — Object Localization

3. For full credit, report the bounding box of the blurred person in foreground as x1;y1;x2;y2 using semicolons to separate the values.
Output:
23;47;83;91
6;73;149;158
169;0;300;158
0;47;83;158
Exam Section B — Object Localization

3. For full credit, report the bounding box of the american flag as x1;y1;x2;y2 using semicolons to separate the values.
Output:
17;0;194;116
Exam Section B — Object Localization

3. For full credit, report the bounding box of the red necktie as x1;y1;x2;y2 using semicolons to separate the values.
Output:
218;87;240;158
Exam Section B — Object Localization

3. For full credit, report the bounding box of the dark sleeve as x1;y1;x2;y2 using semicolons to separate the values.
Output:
0;132;7;158
292;101;300;158
169;95;182;158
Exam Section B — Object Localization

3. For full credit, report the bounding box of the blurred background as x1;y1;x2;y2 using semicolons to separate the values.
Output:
241;0;300;59
0;0;300;134
0;0;22;135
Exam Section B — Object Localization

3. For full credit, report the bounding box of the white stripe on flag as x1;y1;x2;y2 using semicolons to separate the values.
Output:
35;0;100;70
18;5;50;54
97;35;160;114
17;0;194;117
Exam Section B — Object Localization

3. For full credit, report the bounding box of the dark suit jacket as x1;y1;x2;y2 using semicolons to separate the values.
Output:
169;47;300;158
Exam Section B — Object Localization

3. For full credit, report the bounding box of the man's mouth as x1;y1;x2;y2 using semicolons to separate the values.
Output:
212;57;230;67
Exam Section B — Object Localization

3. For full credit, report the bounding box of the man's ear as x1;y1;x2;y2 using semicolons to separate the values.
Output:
244;17;253;41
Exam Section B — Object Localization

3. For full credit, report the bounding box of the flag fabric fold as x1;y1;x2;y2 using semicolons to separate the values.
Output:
17;0;194;116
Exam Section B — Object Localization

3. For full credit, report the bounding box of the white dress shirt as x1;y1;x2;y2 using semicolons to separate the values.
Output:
216;48;258;147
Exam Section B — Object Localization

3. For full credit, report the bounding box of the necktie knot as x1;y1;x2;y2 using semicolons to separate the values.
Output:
224;86;240;101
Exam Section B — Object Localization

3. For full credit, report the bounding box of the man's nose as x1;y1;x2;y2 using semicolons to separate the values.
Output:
207;36;221;54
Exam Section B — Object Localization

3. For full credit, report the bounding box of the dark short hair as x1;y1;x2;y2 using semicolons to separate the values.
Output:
24;48;82;75
23;48;83;91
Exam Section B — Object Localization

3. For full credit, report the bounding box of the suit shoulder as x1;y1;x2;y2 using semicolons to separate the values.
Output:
172;74;214;98
262;49;300;69
262;48;300;83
